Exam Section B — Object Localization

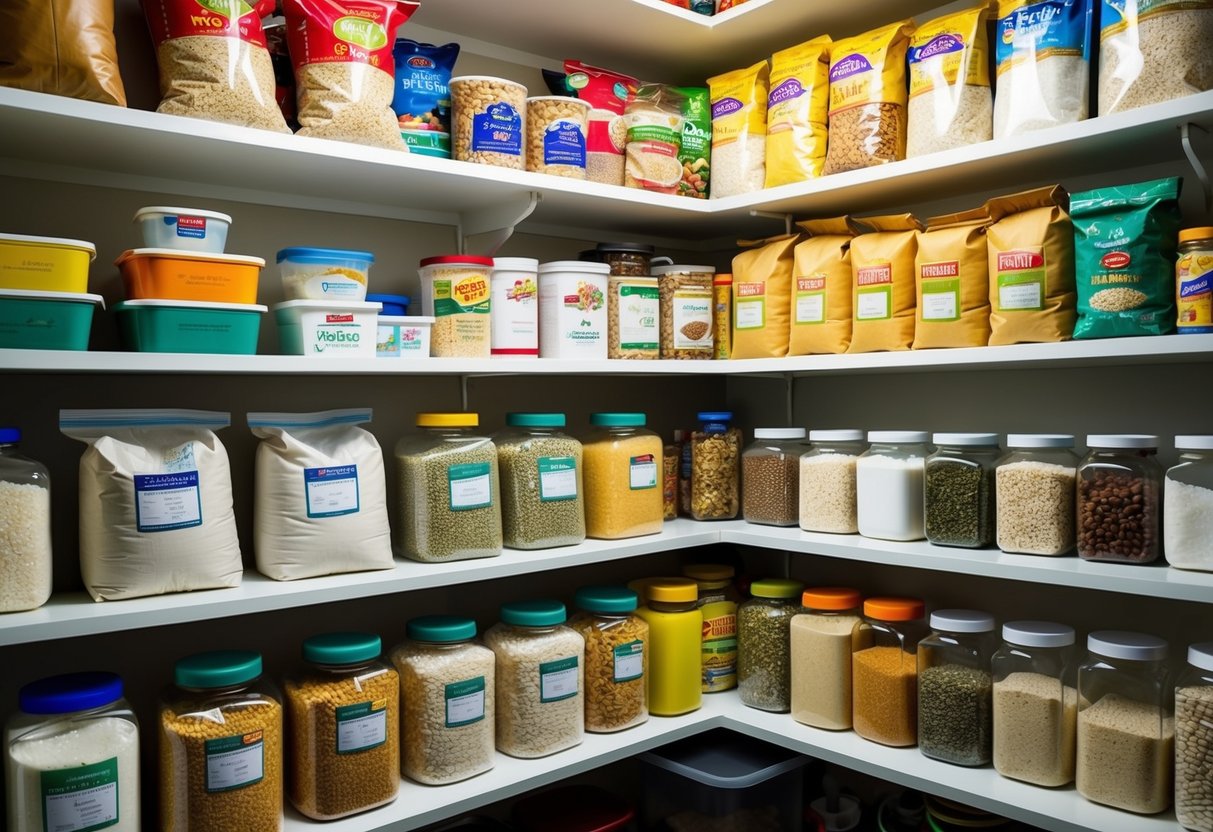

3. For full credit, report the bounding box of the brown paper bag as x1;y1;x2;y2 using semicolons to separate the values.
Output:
790;217;859;355
731;233;801;359
0;0;127;106
913;207;992;349
847;214;923;353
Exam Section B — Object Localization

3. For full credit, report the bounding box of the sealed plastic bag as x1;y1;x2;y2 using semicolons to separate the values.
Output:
625;85;686;193
765;36;831;188
392;39;460;157
906;5;993;158
848;214;923;353
707;61;770;197
565;60;639;185
1098;1;1213;115
731;233;800;358
673;86;711;198
0;0;126;106
789;217;858;355
913;208;992;349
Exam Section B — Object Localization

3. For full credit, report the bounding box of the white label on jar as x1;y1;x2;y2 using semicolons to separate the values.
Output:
539;656;579;702
672;288;713;349
490;272;539;355
921;287;958;321
134;471;202;532
445;677;486;727
40;757;119;832
304;464;359;518
205;732;264;793
856;286;891;320
617;282;659;350
538;456;578;501
629;454;658;490
735;297;765;330
448;462;492;510
613;640;644;682
335;700;388;754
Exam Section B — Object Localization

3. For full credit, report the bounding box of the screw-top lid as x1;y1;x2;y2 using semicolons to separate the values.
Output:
863;597;925;622
174;650;262;689
575;585;639;614
713;273;733;285
930;609;995;633
500;599;567;627
1179;227;1213;243
591;412;646;427
698;411;732;423
802;587;862;610
302;632;381;665
19;672;123;715
931;433;999;447
868;430;929;443
1188;642;1213;672
646;578;698;604
682;564;734;583
809;429;865;442
538;260;611;275
754;428;806;440
492;257;539;271
0;427;20;443
407;615;477;643
1002;620;1075;648
596;242;655;255
419;255;495;267
652;264;717;276
1085;434;1159;449
1175;435;1213;451
1006;434;1075;449
1088;630;1168;662
750;578;804;599
506;412;566;428
417;412;478;428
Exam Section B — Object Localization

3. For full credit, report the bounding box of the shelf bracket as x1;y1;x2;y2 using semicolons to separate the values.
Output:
749;210;795;237
458;191;541;257
1181;123;1212;216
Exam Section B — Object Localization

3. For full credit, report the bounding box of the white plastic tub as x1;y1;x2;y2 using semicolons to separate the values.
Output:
376;315;435;358
277;247;373;302
537;260;609;359
133;206;232;253
273;300;381;358
490;257;539;358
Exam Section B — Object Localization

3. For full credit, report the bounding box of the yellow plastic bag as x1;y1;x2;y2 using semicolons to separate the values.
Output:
847;213;923;353
912;207;992;349
765;36;831;188
707;61;769;197
731;233;800;359
789;217;858;355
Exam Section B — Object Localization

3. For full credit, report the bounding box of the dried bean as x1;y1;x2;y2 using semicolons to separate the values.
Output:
1077;469;1159;562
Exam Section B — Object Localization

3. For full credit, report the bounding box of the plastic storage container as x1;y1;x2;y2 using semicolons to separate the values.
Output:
0;289;103;350
636;579;703;716
277;247;372;302
737;578;804;713
284;632;398;820
0;427;52;612
682;564;740;693
116;248;263;304
925;433;1000;548
607;273;659;359
653;264;714;359
394;412;502;562
1176;226;1213;335
917;609;997;766
856;431;930;541
995;434;1078;556
799;429;866;533
1176;642;1213;832
390;616;496;785
273;300;381;358
537;260;610;359
489;257;539;357
0;233;95;292
582;413;663;539
418;255;493;358
568;586;649;732
852;597;927;747
690;411;741;521
742;427;805;526
134;206;232;253
5;672;140;832
374;315;433;358
495;412;585;549
365;293;410;316
596;242;661;276
159;650;283;832
1165;435;1213;572
524;96;590;178
1076;435;1163;563
713;272;732;360
791;587;863;730
450;76;527;169
116;299;265;354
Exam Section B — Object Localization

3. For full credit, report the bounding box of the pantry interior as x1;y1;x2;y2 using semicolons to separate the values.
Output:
2;0;1213;829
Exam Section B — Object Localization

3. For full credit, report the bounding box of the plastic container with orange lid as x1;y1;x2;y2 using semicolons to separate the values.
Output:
635;578;703;716
0;233;96;293
852;596;927;747
791;587;864;730
115;248;264;304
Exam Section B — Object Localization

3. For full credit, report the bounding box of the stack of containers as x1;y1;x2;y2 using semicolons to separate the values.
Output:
0;232;104;349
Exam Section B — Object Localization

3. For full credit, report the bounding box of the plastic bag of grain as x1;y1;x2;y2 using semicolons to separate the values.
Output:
566;60;638;186
847;214;923;353
249;408;393;580
765;36;831;188
625;85;686;193
673;86;711;198
0;0;127;106
822;21;914;175
1098;2;1213;115
985;185;1076;345
707;61;769;198
789;217;859;355
906;5;993;158
285;0;418;150
60;409;242;602
142;0;288;132
912;207;992;349
993;0;1094;139
731;233;800;358
1072;176;1182;339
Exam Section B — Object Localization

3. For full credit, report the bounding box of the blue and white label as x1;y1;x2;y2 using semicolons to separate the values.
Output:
134;471;202;532
996;0;1093;67
542;120;586;167
304;464;360;518
471;102;523;156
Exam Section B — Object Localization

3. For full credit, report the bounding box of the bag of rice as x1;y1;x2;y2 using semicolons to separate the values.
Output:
707;60;769;198
249;408;393;581
848;214;923;353
993;0;1094;139
565;60;639;186
284;0;419;150
60;409;242;602
765;36;831;188
906;5;993;158
731;233;801;358
1072;176;1182;339
913;207;992;349
1098;1;1213;115
142;0;288;132
625;85;686;194
673;86;711;199
985;185;1076;345
0;0;127;106
822;21;914;175
392;39;460;157
789;217;859;355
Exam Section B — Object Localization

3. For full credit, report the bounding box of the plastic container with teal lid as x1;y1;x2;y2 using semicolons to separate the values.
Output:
5;672;140;832
568;585;649;733
737;578;805;713
791;587;864;730
682;564;740;693
690;410;741;521
1176;642;1213;832
852;597;927;748
917;609;997;766
160;650;283;832
495;413;585;550
582;412;663;539
635;579;703;717
1165;435;1213;573
395;412;502;562
0;427;52;613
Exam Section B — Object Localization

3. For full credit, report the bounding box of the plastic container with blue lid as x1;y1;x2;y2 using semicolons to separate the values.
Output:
365;293;410;316
278;247;373;302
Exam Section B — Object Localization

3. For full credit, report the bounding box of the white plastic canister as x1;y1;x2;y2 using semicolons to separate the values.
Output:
537;261;610;359
490;257;539;358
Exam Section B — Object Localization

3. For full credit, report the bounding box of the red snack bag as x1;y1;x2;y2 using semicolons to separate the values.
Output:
564;59;638;186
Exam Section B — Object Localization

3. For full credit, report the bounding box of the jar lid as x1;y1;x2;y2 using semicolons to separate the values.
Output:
365;292;410;306
809;429;865;442
1002;620;1075;648
175;650;262;689
754;428;806;440
19;672;123;715
596;242;655;255
868;430;929;443
646;578;698;604
931;432;999;447
750;578;804;599
492;257;539;271
1188;642;1213;672
506;412;566;428
802;587;861;610
863;597;925;621
929;609;995;633
1006;434;1075;449
500;599;567;627
303;632;381;665
713;273;733;285
1175;435;1213;450
417;412;478;428
277;246;374;263
538;260;611;274
575;585;639;614
408;615;477;643
682;563;734;582
1179;226;1213;243
652;264;717;276
1088;630;1168;662
0;426;20;443
419;255;495;267
591;412;646;427
1085;434;1159;449
698;410;732;421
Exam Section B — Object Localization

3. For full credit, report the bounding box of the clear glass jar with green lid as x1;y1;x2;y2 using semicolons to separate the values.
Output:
1176;642;1213;832
1165;435;1213;572
1077;435;1162;564
582;413;663;539
925;433;1000;548
742;427;806;526
690;410;741;521
495;412;585;550
568;586;649;733
799;429;867;533
0;427;51;612
737;578;805;713
682;564;740;693
917;610;997;766
995;434;1079;556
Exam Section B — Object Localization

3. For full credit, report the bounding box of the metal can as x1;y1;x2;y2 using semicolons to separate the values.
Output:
1177;227;1213;334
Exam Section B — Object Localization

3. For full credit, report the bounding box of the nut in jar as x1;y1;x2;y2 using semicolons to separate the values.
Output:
526;96;589;179
451;76;527;169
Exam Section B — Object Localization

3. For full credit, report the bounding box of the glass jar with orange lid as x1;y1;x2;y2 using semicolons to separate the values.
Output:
852;597;927;747
1176;227;1213;335
682;564;740;693
635;579;703;716
791;587;864;730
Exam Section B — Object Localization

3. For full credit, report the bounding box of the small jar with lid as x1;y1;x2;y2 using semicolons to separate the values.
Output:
582;412;663;539
856;431;930;541
1076;631;1173;814
852;597;927;747
160;650;283;832
495;413;585;549
737;578;805;713
925;433;1000;548
995;434;1079;556
1176;642;1213;832
682;564;740;693
390;616;495;785
484;600;585;758
799;429;867;533
285;632;398;820
690;411;741;520
635;579;703;716
742;428;806;526
607;273;659;359
0;426;51;612
568;586;650;733
1076;435;1162;563
1176;226;1213;335
791;587;864;730
1164;435;1213;572
653;264;715;359
917;610;997;766
991;621;1077;787
6;672;140;832
595;242;659;276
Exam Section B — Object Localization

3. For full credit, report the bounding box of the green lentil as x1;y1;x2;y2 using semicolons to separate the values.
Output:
396;442;502;561
919;663;993;766
737;598;799;712
497;435;586;549
925;459;993;547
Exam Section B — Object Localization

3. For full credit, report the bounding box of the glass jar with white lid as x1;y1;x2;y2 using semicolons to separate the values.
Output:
1176;642;1213;832
995;434;1078;556
1076;435;1162;564
741;427;806;526
924;433;1000;548
856;431;930;541
1164;435;1213;572
799;429;866;533
917;609;997;766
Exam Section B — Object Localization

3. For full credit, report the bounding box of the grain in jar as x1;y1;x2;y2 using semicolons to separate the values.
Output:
390;616;495;785
791;587;863;730
856;431;929;541
1165;435;1213;572
418;255;492;358
450;76;527;169
635;579;703;716
995;434;1078;556
582;413;663;539
799;429;866;533
1077;435;1162;563
653;264;715;359
285;633;398;820
568;586;649;732
160;650;283;832
742;427;805;526
683;563;740;693
607;274;659;359
925;433;1000;548
495;413;585;549
852;597;926;747
917;610;996;767
1176;642;1213;832
0;427;51;613
737;579;804;712
690;411;740;520
525;96;589;178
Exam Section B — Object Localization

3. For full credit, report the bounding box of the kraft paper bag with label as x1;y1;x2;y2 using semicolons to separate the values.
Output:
913;207;992;349
848;213;923;353
790;217;860;355
731;233;801;359
0;0;127;106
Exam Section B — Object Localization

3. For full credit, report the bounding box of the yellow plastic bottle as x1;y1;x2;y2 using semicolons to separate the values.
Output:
682;564;739;692
635;579;703;716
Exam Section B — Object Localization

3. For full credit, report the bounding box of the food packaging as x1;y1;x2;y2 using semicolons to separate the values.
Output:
277;247;372;302
115;299;265;354
115;248;264;304
0;233;96;293
133;206;233;253
273;299;381;357
0;289;104;350
375;314;434;357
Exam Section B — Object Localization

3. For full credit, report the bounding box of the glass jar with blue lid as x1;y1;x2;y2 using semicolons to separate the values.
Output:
690;410;741;520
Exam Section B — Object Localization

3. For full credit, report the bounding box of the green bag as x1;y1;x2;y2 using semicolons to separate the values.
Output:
672;86;711;199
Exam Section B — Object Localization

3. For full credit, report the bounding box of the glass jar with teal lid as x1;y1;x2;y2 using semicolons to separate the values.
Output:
583;413;663;539
495;412;586;549
568;585;649;733
737;578;805;712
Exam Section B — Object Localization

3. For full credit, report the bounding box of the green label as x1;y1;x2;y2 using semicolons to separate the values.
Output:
204;732;264;793
335;699;388;754
448;461;492;511
619;285;659;299
921;278;961;321
626;123;680;145
856;285;892;321
539;656;579;702
402;131;451;156
445;676;486;727
333;16;388;49
613;640;644;682
40;757;119;832
537;456;578;502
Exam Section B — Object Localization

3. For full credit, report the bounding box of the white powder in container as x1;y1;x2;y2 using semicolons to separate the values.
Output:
0;481;52;612
1164;479;1213;572
856;455;925;541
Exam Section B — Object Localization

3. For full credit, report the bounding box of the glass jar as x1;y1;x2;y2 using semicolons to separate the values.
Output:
607;274;659;360
495;413;586;550
1077;435;1162;563
690;410;741;520
737;578;804;712
925;433;1000;548
1165;435;1213;572
662;439;679;520
856;431;930;541
995;434;1078;556
285;632;398;820
653;264;714;359
742;427;806;526
1176;642;1213;832
917;609;997;766
395;412;502;562
568;585;649;733
635;579;703;716
391;616;495;785
791;587;864;730
596;241;657;276
991;621;1077;787
160;650;283;832
0;427;52;613
1176;226;1213;335
6;672;140;832
582;413;663;539
852;597;927;747
484;600;585;758
682;563;740;693
1076;631;1173;814
799;429;866;533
